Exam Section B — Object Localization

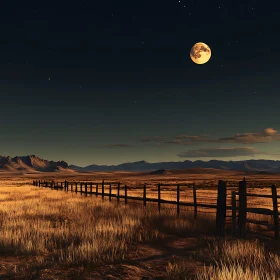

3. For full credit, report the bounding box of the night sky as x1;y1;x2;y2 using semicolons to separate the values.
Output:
1;2;280;166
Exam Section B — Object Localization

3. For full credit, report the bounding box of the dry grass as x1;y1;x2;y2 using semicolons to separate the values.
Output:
166;238;280;280
1;174;280;279
0;180;216;278
195;239;280;280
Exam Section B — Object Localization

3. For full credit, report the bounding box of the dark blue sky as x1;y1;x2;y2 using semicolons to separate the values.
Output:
0;1;279;166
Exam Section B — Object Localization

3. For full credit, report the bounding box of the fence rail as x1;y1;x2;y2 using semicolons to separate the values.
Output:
32;178;280;240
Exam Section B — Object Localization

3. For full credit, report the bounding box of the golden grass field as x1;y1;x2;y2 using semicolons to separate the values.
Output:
1;169;280;279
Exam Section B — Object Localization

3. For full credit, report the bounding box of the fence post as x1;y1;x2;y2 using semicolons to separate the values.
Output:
39;180;41;187
216;180;227;236
193;183;197;219
158;184;161;213
143;184;147;206
90;183;93;195
125;185;127;204
232;191;236;236
238;177;247;238
271;185;279;240
96;183;98;196
75;183;78;193
102;180;104;200
117;183;120;202
109;184;112;201
177;184;180;217
85;183;88;196
80;183;83;195
64;180;67;191
60;182;63;190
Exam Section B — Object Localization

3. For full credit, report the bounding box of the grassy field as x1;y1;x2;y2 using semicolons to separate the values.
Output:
1;171;280;279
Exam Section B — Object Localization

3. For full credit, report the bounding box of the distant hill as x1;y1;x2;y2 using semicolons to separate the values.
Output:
149;169;170;175
2;155;280;173
0;155;69;172
69;159;280;173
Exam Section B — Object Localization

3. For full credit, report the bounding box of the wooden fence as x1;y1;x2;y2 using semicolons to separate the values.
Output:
32;178;280;239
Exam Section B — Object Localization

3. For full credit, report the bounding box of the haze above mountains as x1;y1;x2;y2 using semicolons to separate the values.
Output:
1;155;280;173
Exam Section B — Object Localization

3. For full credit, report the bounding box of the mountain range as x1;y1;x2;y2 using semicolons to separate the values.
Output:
1;155;280;173
0;155;68;172
69;159;280;173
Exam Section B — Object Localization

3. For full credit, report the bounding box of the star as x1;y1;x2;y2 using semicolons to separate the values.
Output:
48;77;51;81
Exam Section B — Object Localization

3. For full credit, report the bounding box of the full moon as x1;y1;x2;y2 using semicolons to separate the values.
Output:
190;42;211;64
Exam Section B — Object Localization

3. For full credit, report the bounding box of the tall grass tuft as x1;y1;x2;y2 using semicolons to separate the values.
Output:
195;239;280;280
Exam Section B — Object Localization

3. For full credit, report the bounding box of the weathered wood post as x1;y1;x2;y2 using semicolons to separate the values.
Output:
271;185;279;240
102;180;104;200
177;184;180;217
96;183;98;196
85;183;88;196
238;177;247;238
90;183;93;196
125;185;127;204
117;182;120;202
158;184;161;213
143;184;147;206
39;180;41;187
109;184;112;201
64;180;67;191
232;191;237;236
193;183;197;219
80;183;83;195
216;180;227;236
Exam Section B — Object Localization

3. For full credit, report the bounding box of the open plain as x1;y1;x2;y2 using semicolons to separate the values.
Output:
1;168;280;279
